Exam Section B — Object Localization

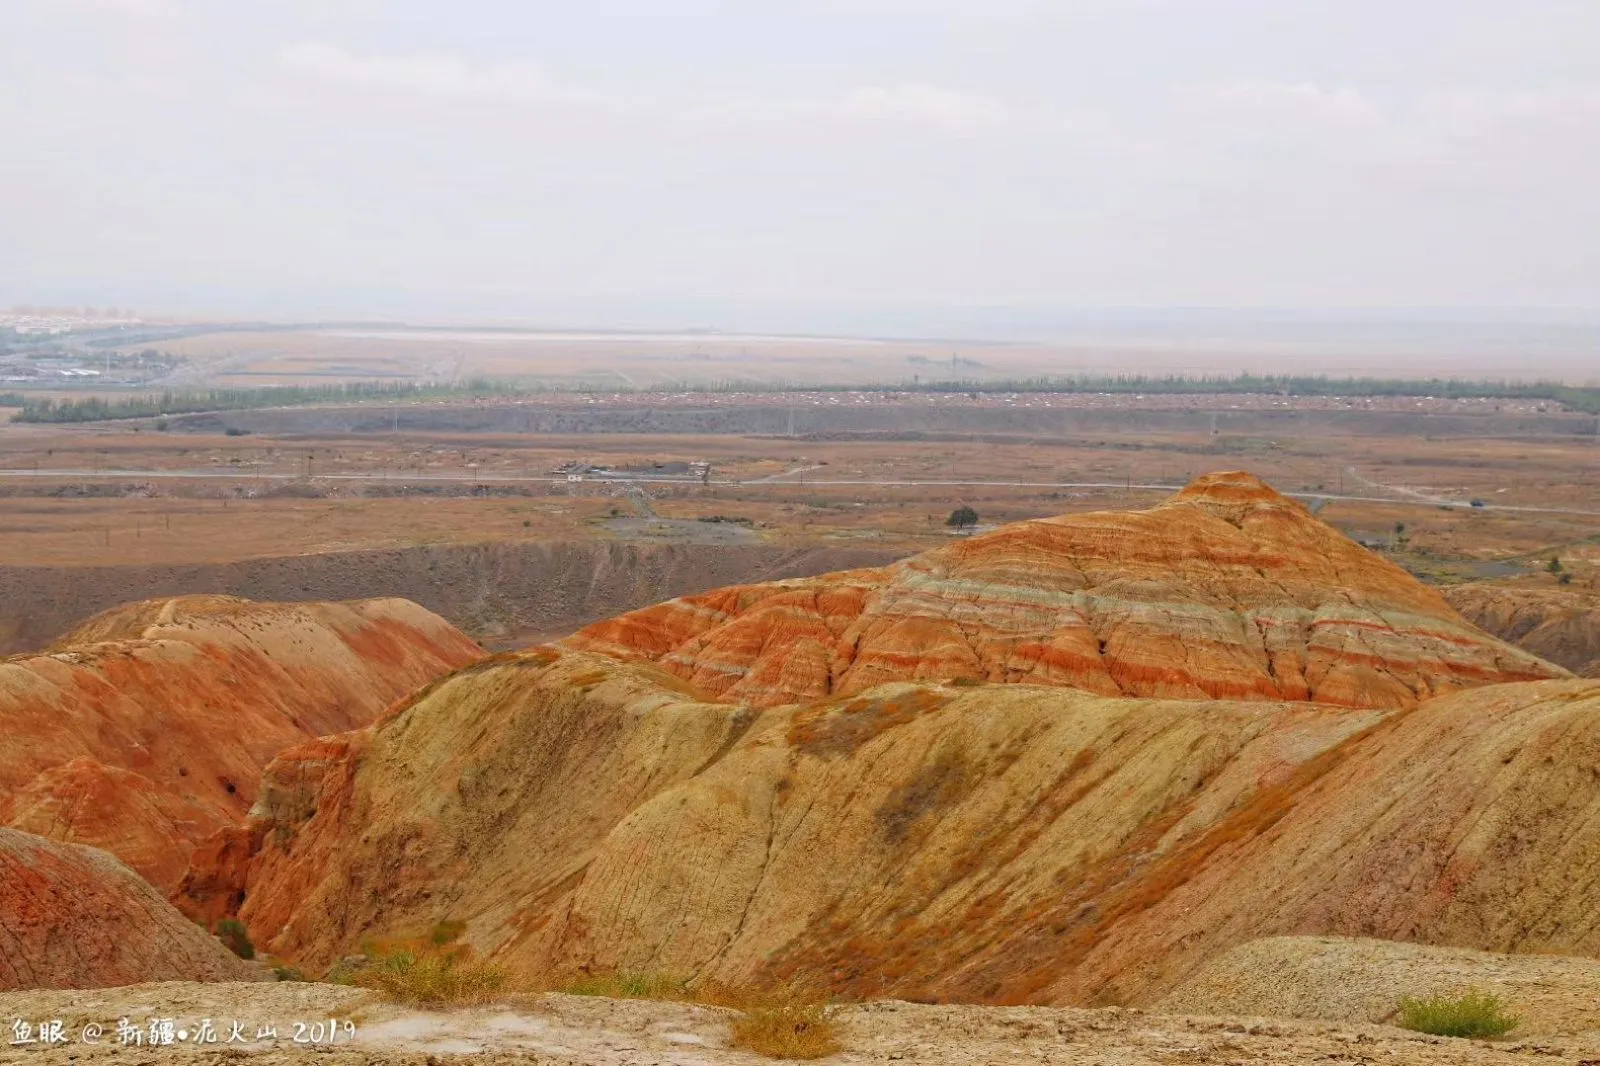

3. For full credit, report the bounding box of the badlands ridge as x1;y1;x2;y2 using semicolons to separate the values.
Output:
0;594;479;889
171;473;1595;1002
5;470;1600;1053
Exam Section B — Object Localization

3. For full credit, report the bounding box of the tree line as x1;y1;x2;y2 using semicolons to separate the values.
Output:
9;372;1600;422
8;379;524;423
685;373;1600;413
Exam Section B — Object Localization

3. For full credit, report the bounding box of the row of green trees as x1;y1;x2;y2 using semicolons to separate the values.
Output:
9;372;1600;422
9;379;523;423
691;373;1600;412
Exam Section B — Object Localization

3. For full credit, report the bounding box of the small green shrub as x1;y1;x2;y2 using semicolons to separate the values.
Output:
214;918;254;960
430;919;467;946
273;964;306;982
1396;988;1519;1039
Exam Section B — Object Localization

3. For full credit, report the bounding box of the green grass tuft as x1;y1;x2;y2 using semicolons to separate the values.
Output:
1396;988;1520;1039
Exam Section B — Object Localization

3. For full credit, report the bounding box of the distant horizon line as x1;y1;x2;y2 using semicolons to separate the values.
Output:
9;302;1600;327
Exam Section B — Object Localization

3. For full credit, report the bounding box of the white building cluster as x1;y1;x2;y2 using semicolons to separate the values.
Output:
0;310;143;336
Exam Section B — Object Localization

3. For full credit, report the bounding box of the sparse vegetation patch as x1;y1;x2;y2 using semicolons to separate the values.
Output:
1396;988;1520;1039
339;935;512;1007
555;972;844;1058
729;999;843;1060
214;918;254;960
557;971;693;1000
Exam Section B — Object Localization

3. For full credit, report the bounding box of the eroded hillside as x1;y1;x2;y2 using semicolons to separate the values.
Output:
1041;676;1600;1006
1447;579;1600;677
178;648;1385;987
0;828;260;990
568;473;1561;707
177;474;1584;1005
0;595;481;889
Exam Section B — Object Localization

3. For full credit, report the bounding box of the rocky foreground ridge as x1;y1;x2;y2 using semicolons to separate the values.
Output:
12;975;1600;1065
0;595;481;890
177;473;1596;1006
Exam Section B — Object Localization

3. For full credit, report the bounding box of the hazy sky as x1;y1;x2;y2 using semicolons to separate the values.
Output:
3;0;1599;326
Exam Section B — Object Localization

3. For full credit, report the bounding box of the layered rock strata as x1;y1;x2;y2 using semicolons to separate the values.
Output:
569;473;1560;708
0;828;259;990
0;595;481;888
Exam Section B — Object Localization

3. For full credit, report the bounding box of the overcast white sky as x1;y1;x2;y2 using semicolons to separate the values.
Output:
3;0;1599;327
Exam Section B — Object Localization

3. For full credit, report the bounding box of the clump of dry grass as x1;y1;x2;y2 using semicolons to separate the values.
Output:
728;998;842;1060
343;944;845;1058
335;924;514;1008
345;946;511;1007
558;971;843;1059
557;971;693;1000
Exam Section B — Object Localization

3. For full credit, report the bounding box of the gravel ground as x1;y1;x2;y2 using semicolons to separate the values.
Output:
1159;936;1600;1037
4;981;1600;1065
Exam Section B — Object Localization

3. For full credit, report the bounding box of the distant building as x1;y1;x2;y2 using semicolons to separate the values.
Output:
551;459;710;482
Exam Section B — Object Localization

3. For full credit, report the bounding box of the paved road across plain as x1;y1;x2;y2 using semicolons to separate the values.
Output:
3;466;1599;517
